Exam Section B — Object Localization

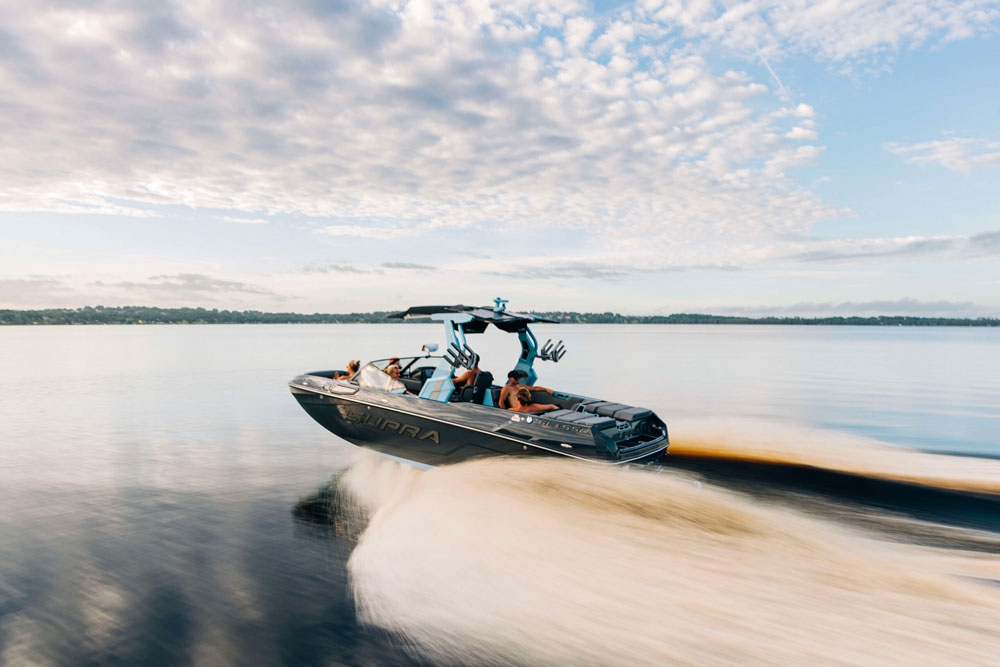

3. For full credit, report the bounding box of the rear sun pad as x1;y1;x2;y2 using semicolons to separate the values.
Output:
540;410;615;429
543;410;602;424
595;403;630;417
575;415;616;429
582;401;653;421
613;407;652;421
555;412;599;423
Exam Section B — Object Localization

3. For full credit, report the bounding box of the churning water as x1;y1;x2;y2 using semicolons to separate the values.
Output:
1;324;998;665
340;449;1000;666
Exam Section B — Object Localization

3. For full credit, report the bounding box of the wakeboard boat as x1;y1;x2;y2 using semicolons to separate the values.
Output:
288;299;669;468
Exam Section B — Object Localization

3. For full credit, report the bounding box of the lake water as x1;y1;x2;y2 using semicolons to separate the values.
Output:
1;324;999;665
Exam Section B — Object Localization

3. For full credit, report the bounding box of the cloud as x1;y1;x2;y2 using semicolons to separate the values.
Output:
969;230;1000;254
0;0;842;249
380;262;437;271
298;260;439;276
303;263;370;274
785;126;818;141
318;225;422;240
719;298;988;318
780;230;1000;264
0;277;74;306
223;216;269;225
0;0;995;280
488;261;631;281
786;236;962;262
639;0;1000;65
96;273;284;299
886;137;1000;173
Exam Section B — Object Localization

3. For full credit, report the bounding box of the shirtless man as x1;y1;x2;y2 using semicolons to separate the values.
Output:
452;362;480;389
498;369;552;409
509;387;558;413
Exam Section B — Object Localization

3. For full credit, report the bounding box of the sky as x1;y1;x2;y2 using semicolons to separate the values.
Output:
1;0;998;317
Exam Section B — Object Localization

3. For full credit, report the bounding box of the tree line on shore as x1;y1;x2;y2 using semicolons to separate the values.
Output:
1;305;997;326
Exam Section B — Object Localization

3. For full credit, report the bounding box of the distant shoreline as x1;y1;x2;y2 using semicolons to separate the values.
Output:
1;306;997;327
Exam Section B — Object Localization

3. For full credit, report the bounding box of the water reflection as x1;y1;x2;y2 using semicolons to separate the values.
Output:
293;473;371;544
0;480;425;666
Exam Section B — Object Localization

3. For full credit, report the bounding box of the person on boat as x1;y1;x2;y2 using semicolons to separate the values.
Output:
385;356;400;369
334;359;360;380
452;361;481;389
509;387;558;413
385;364;416;395
498;370;551;409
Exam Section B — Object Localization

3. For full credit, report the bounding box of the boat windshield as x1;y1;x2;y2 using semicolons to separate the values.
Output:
355;363;407;393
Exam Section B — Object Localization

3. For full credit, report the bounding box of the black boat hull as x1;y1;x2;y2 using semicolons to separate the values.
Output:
290;376;668;468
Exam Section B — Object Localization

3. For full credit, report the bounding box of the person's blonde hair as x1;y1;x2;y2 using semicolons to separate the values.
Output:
516;387;533;404
347;359;360;373
386;364;401;375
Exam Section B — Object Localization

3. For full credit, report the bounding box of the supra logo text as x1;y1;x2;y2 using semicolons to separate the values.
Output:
536;419;590;435
345;409;440;444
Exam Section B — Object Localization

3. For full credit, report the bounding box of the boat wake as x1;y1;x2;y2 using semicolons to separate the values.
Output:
667;416;1000;495
335;440;1000;666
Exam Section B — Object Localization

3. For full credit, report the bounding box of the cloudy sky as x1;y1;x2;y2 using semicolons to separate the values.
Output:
1;0;998;316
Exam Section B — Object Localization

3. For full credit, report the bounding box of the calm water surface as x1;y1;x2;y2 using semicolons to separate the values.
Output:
1;324;998;665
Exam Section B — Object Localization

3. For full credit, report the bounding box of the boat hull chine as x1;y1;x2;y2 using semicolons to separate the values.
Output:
292;388;540;466
289;374;668;468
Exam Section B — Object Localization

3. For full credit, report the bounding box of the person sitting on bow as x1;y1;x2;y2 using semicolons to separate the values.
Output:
498;369;551;409
334;359;360;380
509;387;558;413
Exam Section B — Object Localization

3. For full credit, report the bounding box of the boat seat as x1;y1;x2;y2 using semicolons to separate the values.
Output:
542;410;616;430
471;371;494;405
584;402;630;417
543;409;578;420
550;411;595;423
574;415;616;429
579;400;654;421
612;406;651;421
400;378;424;394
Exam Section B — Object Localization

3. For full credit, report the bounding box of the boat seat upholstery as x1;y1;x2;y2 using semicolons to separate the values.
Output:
471;371;494;405
544;410;592;423
529;390;560;405
611;406;652;421
401;377;424;394
541;409;615;430
586;402;630;417
451;371;493;404
574;415;616;429
581;401;653;422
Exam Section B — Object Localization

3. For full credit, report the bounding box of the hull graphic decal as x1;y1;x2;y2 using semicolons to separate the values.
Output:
345;409;441;444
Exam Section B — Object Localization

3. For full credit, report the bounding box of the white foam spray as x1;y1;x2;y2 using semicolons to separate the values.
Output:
668;416;1000;494
344;453;1000;666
